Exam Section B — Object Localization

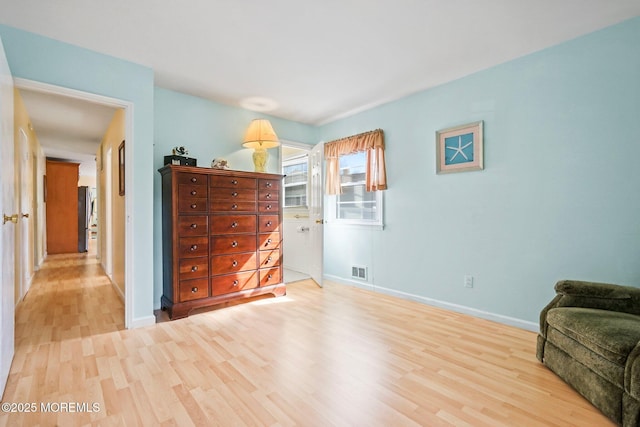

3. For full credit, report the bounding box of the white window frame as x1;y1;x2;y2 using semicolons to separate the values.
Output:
279;140;312;218
328;151;384;228
282;155;309;209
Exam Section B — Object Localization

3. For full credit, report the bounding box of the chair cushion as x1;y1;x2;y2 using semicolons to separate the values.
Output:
546;307;640;366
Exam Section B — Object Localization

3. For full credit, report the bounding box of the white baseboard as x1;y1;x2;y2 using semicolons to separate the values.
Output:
324;274;538;332
108;277;125;303
129;315;156;329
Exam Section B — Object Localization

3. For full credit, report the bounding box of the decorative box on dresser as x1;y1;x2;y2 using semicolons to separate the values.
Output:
159;165;285;319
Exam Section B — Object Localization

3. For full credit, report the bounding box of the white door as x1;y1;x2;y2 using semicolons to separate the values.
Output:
309;141;324;287
0;36;15;398
18;128;31;300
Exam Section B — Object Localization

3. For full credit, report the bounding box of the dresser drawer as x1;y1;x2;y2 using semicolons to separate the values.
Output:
211;215;256;234
259;249;281;269
210;175;256;189
177;173;207;186
210;201;256;213
178;257;208;280
210;187;256;202
258;189;279;202
178;237;208;258
259;267;282;287
259;179;280;191
258;215;279;232
259;232;281;250
179;278;209;302
211;271;259;296
177;216;208;236
211;252;257;275
178;183;207;199
258;202;279;213
211;235;257;254
178;197;208;213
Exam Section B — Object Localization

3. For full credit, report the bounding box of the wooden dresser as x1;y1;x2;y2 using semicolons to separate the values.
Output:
159;165;285;319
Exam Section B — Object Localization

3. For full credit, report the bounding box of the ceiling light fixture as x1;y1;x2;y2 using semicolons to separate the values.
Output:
240;97;279;113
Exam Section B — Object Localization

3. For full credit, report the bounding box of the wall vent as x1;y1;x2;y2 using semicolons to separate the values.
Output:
351;265;368;281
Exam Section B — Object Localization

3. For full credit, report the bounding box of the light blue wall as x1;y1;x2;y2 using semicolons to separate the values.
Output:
0;25;156;325
319;17;640;325
153;87;317;307
3;16;638;328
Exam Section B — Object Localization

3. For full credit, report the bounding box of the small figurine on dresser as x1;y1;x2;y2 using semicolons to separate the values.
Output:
211;158;230;170
173;146;189;156
164;146;197;166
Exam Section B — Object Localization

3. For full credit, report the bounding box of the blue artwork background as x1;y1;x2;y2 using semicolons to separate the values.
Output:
444;132;474;165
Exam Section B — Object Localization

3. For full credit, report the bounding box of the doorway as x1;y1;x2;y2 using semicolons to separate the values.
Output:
14;77;134;328
280;141;323;285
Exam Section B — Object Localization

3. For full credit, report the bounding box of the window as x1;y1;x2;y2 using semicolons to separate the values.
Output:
332;152;383;226
282;155;308;208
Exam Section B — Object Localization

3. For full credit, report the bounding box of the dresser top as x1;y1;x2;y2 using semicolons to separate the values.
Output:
158;164;283;180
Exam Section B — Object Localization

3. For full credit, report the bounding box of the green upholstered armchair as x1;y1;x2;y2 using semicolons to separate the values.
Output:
537;280;640;426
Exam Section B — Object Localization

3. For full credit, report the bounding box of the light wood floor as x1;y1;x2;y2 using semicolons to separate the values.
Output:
0;251;613;426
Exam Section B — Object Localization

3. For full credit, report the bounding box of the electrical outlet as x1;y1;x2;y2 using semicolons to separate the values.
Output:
464;275;474;288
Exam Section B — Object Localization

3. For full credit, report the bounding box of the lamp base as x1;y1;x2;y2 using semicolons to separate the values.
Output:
252;147;268;173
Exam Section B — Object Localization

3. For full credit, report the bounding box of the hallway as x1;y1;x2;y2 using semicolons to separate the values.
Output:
2;246;125;425
15;245;124;342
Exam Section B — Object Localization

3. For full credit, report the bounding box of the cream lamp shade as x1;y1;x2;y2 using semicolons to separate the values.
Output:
242;119;280;172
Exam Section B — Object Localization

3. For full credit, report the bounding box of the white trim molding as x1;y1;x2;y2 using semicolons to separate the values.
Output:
14;77;137;329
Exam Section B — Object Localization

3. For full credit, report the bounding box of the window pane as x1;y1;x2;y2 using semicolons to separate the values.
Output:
283;157;308;207
336;152;378;221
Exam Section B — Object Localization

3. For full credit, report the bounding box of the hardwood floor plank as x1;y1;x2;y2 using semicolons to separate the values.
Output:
0;250;614;426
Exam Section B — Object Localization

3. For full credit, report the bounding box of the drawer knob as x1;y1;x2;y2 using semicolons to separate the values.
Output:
191;177;197;183
266;205;272;210
190;223;198;229
266;193;272;199
191;266;198;272
231;222;238;228
267;274;273;280
191;287;198;293
190;245;198;251
231;204;238;210
267;256;273;262
190;190;197;196
266;238;272;244
266;221;272;227
231;241;238;248
231;191;238;197
266;182;272;188
190;203;197;209
232;260;238;267
231;179;238;185
233;280;239;286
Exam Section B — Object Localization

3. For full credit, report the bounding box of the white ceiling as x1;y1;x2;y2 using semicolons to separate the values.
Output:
2;1;639;166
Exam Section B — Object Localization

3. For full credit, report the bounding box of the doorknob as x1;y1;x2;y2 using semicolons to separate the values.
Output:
315;219;324;224
3;214;18;225
21;213;29;218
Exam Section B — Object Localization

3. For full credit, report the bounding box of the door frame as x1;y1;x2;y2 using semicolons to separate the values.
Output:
14;78;135;329
16;127;31;302
278;140;324;286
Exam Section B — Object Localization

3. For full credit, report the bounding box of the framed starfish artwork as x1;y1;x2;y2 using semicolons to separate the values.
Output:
436;121;483;174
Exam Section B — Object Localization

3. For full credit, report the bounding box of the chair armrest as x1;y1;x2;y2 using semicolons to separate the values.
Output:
625;341;640;399
555;280;640;300
553;280;640;315
539;280;640;336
